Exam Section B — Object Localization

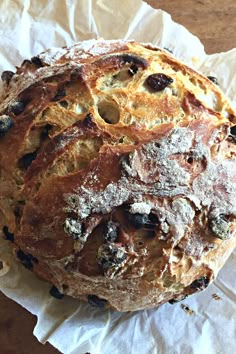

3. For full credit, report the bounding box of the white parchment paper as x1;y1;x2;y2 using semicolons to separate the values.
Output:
0;1;236;353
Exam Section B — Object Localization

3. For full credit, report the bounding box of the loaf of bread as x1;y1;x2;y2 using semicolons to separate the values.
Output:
0;39;236;311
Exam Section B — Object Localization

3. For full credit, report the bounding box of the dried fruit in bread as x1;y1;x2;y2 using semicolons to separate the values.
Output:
0;39;236;311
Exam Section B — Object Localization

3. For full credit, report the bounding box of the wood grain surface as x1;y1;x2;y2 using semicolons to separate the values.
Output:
146;0;236;53
1;1;236;354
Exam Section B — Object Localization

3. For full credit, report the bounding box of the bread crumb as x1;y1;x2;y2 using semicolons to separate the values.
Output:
180;304;195;316
212;293;222;301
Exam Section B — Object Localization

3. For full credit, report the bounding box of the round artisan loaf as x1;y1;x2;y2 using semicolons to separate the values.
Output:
0;39;236;311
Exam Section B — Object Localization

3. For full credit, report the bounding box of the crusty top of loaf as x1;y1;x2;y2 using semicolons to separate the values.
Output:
0;39;236;311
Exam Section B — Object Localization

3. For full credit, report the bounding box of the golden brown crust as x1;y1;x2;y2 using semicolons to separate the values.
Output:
0;39;236;311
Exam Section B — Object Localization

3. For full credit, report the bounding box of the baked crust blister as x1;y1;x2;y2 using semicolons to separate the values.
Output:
0;39;236;311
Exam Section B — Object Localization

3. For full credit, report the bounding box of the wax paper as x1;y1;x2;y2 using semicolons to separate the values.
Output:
0;1;236;353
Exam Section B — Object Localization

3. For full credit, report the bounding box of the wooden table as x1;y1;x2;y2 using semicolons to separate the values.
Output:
147;0;236;53
1;1;236;354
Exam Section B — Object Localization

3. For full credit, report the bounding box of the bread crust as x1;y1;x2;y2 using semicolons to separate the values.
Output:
0;39;236;311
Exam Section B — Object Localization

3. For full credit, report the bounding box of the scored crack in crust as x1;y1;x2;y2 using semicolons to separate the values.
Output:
0;39;236;311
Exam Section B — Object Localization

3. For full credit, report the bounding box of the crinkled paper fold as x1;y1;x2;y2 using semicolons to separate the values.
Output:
0;1;236;353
